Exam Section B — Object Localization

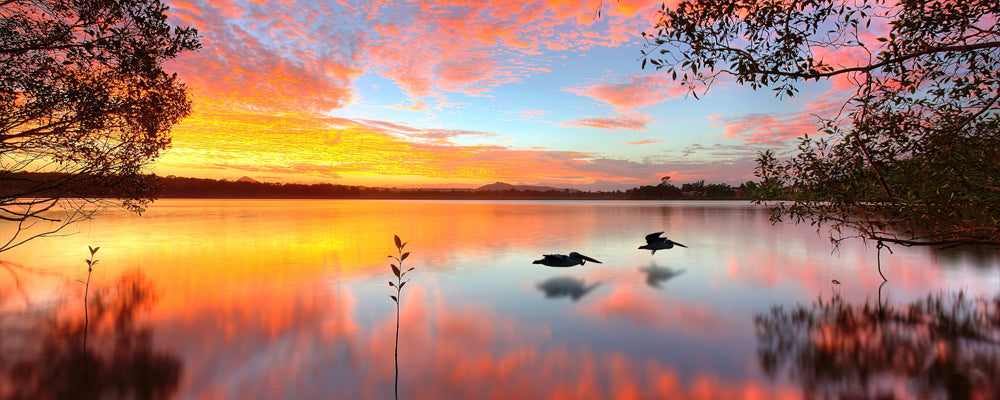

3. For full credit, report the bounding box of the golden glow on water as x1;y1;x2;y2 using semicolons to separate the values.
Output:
1;200;998;398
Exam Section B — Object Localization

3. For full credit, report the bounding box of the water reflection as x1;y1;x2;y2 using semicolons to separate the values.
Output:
1;200;997;398
639;264;685;288
537;276;600;301
755;292;1000;399
0;271;182;399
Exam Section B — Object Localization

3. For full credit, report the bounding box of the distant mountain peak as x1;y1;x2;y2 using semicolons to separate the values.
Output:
237;176;258;183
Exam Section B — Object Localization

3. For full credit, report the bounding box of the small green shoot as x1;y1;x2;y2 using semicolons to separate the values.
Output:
387;235;414;303
387;235;414;400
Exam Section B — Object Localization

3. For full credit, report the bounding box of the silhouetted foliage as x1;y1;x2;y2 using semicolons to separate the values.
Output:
387;234;414;305
642;0;1000;247
625;180;683;199
756;293;1000;399
0;0;200;252
0;271;182;399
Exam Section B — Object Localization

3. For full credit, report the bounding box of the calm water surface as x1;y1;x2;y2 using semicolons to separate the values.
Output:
1;200;998;399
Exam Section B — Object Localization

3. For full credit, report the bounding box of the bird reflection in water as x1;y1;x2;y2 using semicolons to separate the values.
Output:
755;292;1000;399
639;264;685;288
537;276;600;301
0;270;181;400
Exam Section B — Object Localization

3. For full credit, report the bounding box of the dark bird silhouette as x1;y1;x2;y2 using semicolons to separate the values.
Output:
537;276;600;301
640;265;685;288
638;232;687;254
532;252;602;267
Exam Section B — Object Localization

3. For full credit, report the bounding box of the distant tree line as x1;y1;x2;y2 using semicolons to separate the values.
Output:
0;173;786;201
159;175;784;200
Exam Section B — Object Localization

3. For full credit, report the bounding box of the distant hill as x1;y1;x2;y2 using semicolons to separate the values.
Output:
237;176;259;183
476;182;574;192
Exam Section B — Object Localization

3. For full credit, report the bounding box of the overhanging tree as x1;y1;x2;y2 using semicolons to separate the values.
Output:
1;0;199;252
641;0;1000;247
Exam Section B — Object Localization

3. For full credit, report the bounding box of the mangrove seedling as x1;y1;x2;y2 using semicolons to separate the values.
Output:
387;235;414;400
80;246;100;348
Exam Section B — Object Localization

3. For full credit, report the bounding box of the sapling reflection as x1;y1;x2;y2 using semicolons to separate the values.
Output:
387;235;414;400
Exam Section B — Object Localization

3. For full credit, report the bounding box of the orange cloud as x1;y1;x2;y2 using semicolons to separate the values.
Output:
562;114;650;130
154;0;786;186
157;109;676;186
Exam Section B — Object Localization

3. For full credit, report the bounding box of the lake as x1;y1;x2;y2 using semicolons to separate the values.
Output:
1;199;998;399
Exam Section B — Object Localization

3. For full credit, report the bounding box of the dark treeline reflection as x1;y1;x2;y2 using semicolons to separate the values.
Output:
756;292;1000;399
0;271;181;400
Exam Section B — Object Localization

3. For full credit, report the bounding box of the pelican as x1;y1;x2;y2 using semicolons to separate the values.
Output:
532;252;602;267
639;232;687;254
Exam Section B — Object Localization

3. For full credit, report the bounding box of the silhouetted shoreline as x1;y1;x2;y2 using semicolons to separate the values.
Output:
1;173;766;200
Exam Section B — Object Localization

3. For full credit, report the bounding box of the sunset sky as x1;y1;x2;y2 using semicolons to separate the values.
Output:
156;0;845;190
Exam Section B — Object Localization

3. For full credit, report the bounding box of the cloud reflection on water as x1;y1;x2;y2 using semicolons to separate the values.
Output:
1;200;997;398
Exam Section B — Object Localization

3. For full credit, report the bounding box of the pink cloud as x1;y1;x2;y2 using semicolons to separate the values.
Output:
709;112;824;144
164;0;670;112
562;114;650;130
164;1;362;113
626;139;662;145
565;74;687;110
